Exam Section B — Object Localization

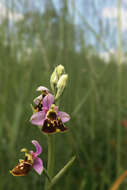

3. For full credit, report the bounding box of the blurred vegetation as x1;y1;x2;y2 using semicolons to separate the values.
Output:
1;0;127;190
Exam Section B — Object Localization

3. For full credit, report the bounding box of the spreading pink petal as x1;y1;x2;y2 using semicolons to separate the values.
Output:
43;94;54;109
33;157;43;175
32;140;42;156
57;111;70;123
36;86;49;92
30;111;46;126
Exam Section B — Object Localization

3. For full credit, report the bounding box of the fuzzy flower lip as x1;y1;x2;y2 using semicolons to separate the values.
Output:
10;140;43;176
30;93;70;133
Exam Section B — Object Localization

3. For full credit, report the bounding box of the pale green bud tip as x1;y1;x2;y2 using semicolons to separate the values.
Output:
50;68;57;83
56;64;65;77
57;74;68;89
55;74;68;100
50;68;58;92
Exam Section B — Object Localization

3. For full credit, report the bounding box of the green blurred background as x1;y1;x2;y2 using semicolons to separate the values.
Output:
1;0;127;189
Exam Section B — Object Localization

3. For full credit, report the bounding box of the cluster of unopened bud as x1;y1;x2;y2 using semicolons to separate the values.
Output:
50;65;68;100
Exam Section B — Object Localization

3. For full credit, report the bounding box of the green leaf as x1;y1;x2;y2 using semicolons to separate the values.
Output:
48;156;76;189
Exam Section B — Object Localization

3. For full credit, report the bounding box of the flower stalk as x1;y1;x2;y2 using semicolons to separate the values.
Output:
43;168;51;182
45;135;54;190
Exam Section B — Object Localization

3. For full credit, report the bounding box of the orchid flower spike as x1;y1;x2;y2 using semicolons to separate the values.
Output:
10;140;43;176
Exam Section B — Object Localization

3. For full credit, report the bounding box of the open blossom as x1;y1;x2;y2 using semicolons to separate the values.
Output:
30;93;70;134
10;140;43;176
33;86;49;112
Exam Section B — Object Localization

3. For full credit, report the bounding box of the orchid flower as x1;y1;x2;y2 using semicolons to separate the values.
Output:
30;94;70;134
10;140;43;176
33;86;50;112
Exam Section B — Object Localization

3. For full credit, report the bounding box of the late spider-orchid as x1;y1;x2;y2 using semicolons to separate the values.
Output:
10;140;43;176
30;93;70;134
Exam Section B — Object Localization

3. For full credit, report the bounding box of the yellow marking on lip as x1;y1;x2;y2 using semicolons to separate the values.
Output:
56;129;60;132
10;170;26;176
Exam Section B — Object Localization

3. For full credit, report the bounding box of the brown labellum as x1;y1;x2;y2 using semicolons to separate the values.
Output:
42;116;67;134
10;160;33;176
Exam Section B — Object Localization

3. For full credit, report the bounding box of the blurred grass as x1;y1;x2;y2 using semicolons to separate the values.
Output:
0;0;127;190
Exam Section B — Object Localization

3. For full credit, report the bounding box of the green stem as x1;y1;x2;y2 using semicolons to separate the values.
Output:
43;168;51;182
45;135;54;190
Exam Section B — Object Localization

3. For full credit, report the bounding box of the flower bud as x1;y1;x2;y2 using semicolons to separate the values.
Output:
50;65;65;93
55;64;65;78
50;68;58;92
55;74;68;100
